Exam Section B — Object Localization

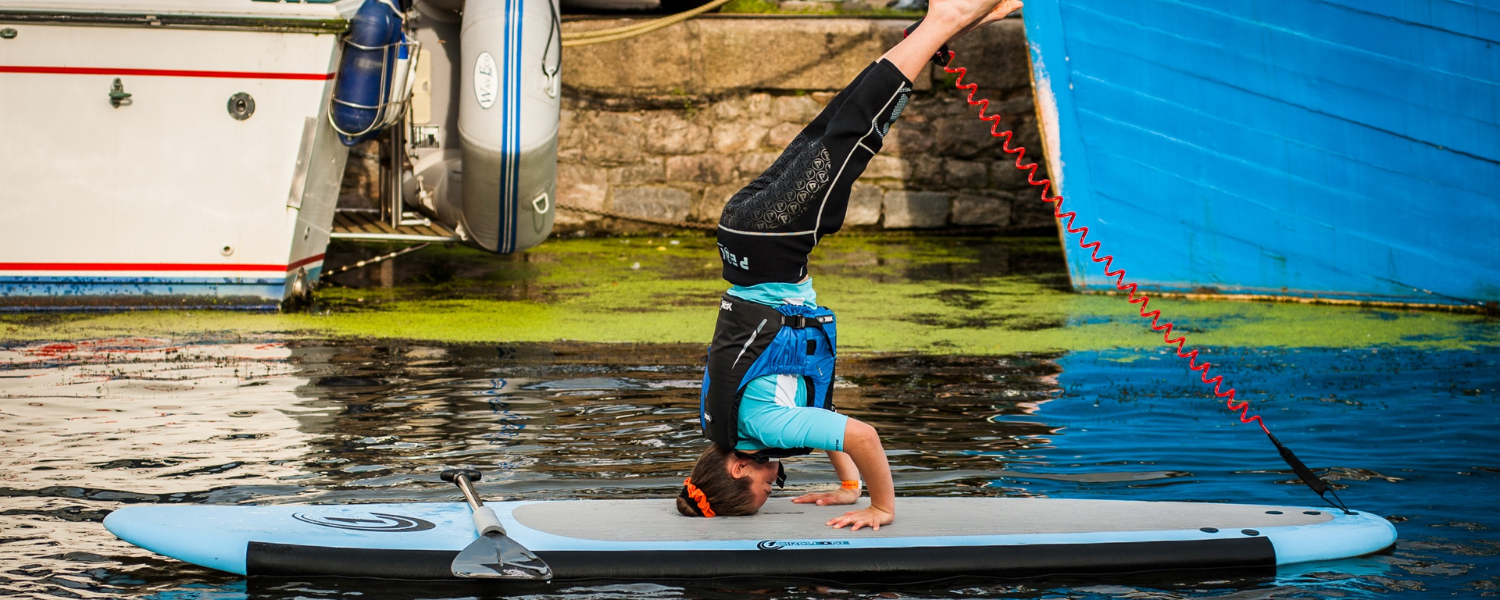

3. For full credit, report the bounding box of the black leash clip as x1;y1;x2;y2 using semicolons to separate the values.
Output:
903;18;952;67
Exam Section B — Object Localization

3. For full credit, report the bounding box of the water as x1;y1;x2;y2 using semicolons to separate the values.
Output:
0;337;1495;599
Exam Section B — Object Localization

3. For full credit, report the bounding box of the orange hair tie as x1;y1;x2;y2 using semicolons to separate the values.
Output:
683;477;716;518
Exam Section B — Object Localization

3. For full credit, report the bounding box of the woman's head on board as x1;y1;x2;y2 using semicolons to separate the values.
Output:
677;445;784;517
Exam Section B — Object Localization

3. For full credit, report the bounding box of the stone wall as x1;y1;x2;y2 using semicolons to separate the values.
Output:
555;16;1053;233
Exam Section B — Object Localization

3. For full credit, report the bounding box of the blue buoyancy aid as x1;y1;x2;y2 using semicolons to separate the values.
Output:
700;294;837;457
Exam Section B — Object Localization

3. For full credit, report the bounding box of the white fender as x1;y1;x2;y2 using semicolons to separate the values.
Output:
458;0;561;254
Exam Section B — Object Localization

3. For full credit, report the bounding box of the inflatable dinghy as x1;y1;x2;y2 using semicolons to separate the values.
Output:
105;498;1395;582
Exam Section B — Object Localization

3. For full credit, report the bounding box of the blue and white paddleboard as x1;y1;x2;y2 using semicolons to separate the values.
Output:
105;498;1395;581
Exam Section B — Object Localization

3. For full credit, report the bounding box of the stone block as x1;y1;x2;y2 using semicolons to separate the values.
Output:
885;120;933;155
744;93;776;127
609;158;665;185
665;154;737;185
909;156;945;188
711;121;768;154
1010;191;1055;229
766;123;803;150
861;155;908;180
779;0;838;11
583;111;645;165
951;193;1011;226
643;113;710;155
709;97;747;122
557;163;609;210
882;190;949;228
845;182;883;226
554;163;608;227
945;159;989;190
694;183;743;222
611;186;693;222
991;158;1033;190
738;152;781;176
773;95;822;124
934;114;1003;158
564;19;932;96
561;18;695;96
696;20;901;93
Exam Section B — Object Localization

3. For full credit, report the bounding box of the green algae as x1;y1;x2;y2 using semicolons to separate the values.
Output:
3;235;1495;353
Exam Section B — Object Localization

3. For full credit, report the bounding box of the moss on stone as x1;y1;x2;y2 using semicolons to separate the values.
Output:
3;235;1495;353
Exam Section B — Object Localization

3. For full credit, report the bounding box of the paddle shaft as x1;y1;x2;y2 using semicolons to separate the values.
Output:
452;473;485;509
447;472;506;535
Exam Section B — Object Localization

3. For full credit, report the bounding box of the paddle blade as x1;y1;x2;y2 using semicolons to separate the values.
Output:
451;531;552;580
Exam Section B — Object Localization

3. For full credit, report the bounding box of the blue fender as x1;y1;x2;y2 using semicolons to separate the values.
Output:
331;0;403;146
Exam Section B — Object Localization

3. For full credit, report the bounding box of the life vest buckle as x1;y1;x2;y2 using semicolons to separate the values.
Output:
782;315;818;329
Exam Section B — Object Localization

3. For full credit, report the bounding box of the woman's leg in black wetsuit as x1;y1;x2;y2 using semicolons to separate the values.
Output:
715;59;914;286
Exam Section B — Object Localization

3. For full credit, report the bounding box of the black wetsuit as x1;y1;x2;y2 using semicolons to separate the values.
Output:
716;59;914;285
699;59;913;453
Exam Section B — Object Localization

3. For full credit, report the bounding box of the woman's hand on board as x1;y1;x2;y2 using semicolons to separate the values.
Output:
792;486;860;506
826;506;894;531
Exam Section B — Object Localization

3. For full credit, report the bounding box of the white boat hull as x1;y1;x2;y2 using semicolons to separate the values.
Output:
0;2;356;309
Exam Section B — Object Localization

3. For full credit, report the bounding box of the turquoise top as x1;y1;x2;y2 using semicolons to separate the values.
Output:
724;279;847;452
736;375;846;452
726;279;817;307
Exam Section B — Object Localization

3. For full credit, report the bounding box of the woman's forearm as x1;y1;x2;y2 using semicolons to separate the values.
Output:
880;13;965;81
827;450;859;483
843;420;895;513
881;0;1024;81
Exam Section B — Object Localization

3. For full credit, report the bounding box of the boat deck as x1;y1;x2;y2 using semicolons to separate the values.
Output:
330;209;460;243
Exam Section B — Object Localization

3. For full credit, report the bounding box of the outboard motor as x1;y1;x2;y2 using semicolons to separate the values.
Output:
331;0;417;146
458;0;561;253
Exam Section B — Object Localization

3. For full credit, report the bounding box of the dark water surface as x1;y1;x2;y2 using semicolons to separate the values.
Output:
0;338;1495;599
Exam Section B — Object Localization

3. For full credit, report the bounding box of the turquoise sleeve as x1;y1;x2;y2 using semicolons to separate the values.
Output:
735;375;848;452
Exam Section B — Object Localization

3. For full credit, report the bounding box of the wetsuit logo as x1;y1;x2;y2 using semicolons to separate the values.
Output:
718;244;750;270
292;512;436;533
756;540;851;551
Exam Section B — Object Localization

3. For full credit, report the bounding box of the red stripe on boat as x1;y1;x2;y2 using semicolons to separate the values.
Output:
287;254;326;270
0;65;335;80
0;255;327;273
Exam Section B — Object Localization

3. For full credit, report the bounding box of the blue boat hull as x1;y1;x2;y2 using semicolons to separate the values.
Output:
1021;0;1499;309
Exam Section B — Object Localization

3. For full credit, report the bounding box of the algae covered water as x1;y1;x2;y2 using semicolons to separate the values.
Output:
0;336;1496;599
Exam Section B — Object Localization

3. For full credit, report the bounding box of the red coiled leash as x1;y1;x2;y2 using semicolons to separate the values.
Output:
916;21;1350;512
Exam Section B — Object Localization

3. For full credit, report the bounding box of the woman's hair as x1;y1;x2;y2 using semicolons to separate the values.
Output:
676;445;758;517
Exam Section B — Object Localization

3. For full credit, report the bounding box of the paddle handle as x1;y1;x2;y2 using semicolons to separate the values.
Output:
443;470;486;509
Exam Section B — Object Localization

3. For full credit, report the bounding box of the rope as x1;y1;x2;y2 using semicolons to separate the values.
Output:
323;242;432;277
555;201;717;231
560;0;735;47
942;50;1351;514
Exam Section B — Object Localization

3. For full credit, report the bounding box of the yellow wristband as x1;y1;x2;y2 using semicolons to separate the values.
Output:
841;480;860;490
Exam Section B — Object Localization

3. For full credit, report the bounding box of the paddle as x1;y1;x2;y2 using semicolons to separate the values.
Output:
440;469;552;580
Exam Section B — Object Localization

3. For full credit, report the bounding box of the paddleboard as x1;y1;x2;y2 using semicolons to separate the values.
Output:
104;498;1395;581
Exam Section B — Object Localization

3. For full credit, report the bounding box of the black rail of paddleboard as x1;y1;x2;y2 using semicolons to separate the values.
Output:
246;538;1276;582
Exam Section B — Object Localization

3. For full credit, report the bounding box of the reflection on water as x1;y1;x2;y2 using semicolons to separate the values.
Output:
0;338;1495;599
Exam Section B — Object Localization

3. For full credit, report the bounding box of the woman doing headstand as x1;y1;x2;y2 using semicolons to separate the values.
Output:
678;0;1023;531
